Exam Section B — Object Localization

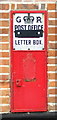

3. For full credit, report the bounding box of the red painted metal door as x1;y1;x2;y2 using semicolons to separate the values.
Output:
10;11;47;112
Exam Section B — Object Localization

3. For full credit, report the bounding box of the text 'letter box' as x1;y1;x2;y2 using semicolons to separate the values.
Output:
10;11;47;112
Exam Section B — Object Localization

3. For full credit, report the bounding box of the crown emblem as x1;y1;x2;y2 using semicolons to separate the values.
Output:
23;13;34;24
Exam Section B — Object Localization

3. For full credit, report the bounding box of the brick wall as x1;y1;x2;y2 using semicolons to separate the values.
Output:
0;0;57;113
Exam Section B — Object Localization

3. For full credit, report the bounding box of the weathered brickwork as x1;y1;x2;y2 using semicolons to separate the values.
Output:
11;4;15;9
0;75;9;80
47;4;56;10
0;60;9;65
0;36;9;42
0;13;9;19
0;4;9;10
0;0;57;113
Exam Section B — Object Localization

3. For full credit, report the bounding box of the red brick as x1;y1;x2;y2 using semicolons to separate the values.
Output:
48;81;57;87
0;52;9;57
0;36;9;42
48;43;57;49
48;66;57;71
48;35;57;41
0;75;9;80
11;4;15;9
48;12;57;18
0;29;9;34
0;59;9;65
48;58;57;64
0;13;9;19
0;82;10;88
48;105;57;110
0;44;9;50
47;4;56;10
0;89;10;96
17;4;38;9
0;97;10;104
48;50;56;57
48;97;57;103
48;28;57;34
0;21;9;27
48;89;56;94
0;67;9;73
49;20;57;25
48;73;56;79
0;4;9;10
0;106;10;112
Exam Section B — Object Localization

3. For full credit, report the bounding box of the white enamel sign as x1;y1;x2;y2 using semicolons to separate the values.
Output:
13;13;44;50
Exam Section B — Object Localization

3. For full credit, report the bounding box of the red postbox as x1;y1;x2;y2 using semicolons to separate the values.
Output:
10;11;47;112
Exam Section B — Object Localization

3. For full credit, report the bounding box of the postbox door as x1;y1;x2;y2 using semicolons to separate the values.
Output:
10;11;47;112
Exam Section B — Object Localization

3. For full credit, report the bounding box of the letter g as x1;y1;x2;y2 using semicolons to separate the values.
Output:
16;16;21;23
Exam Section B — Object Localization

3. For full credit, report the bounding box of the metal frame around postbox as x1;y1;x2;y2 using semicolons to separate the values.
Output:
10;10;48;112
